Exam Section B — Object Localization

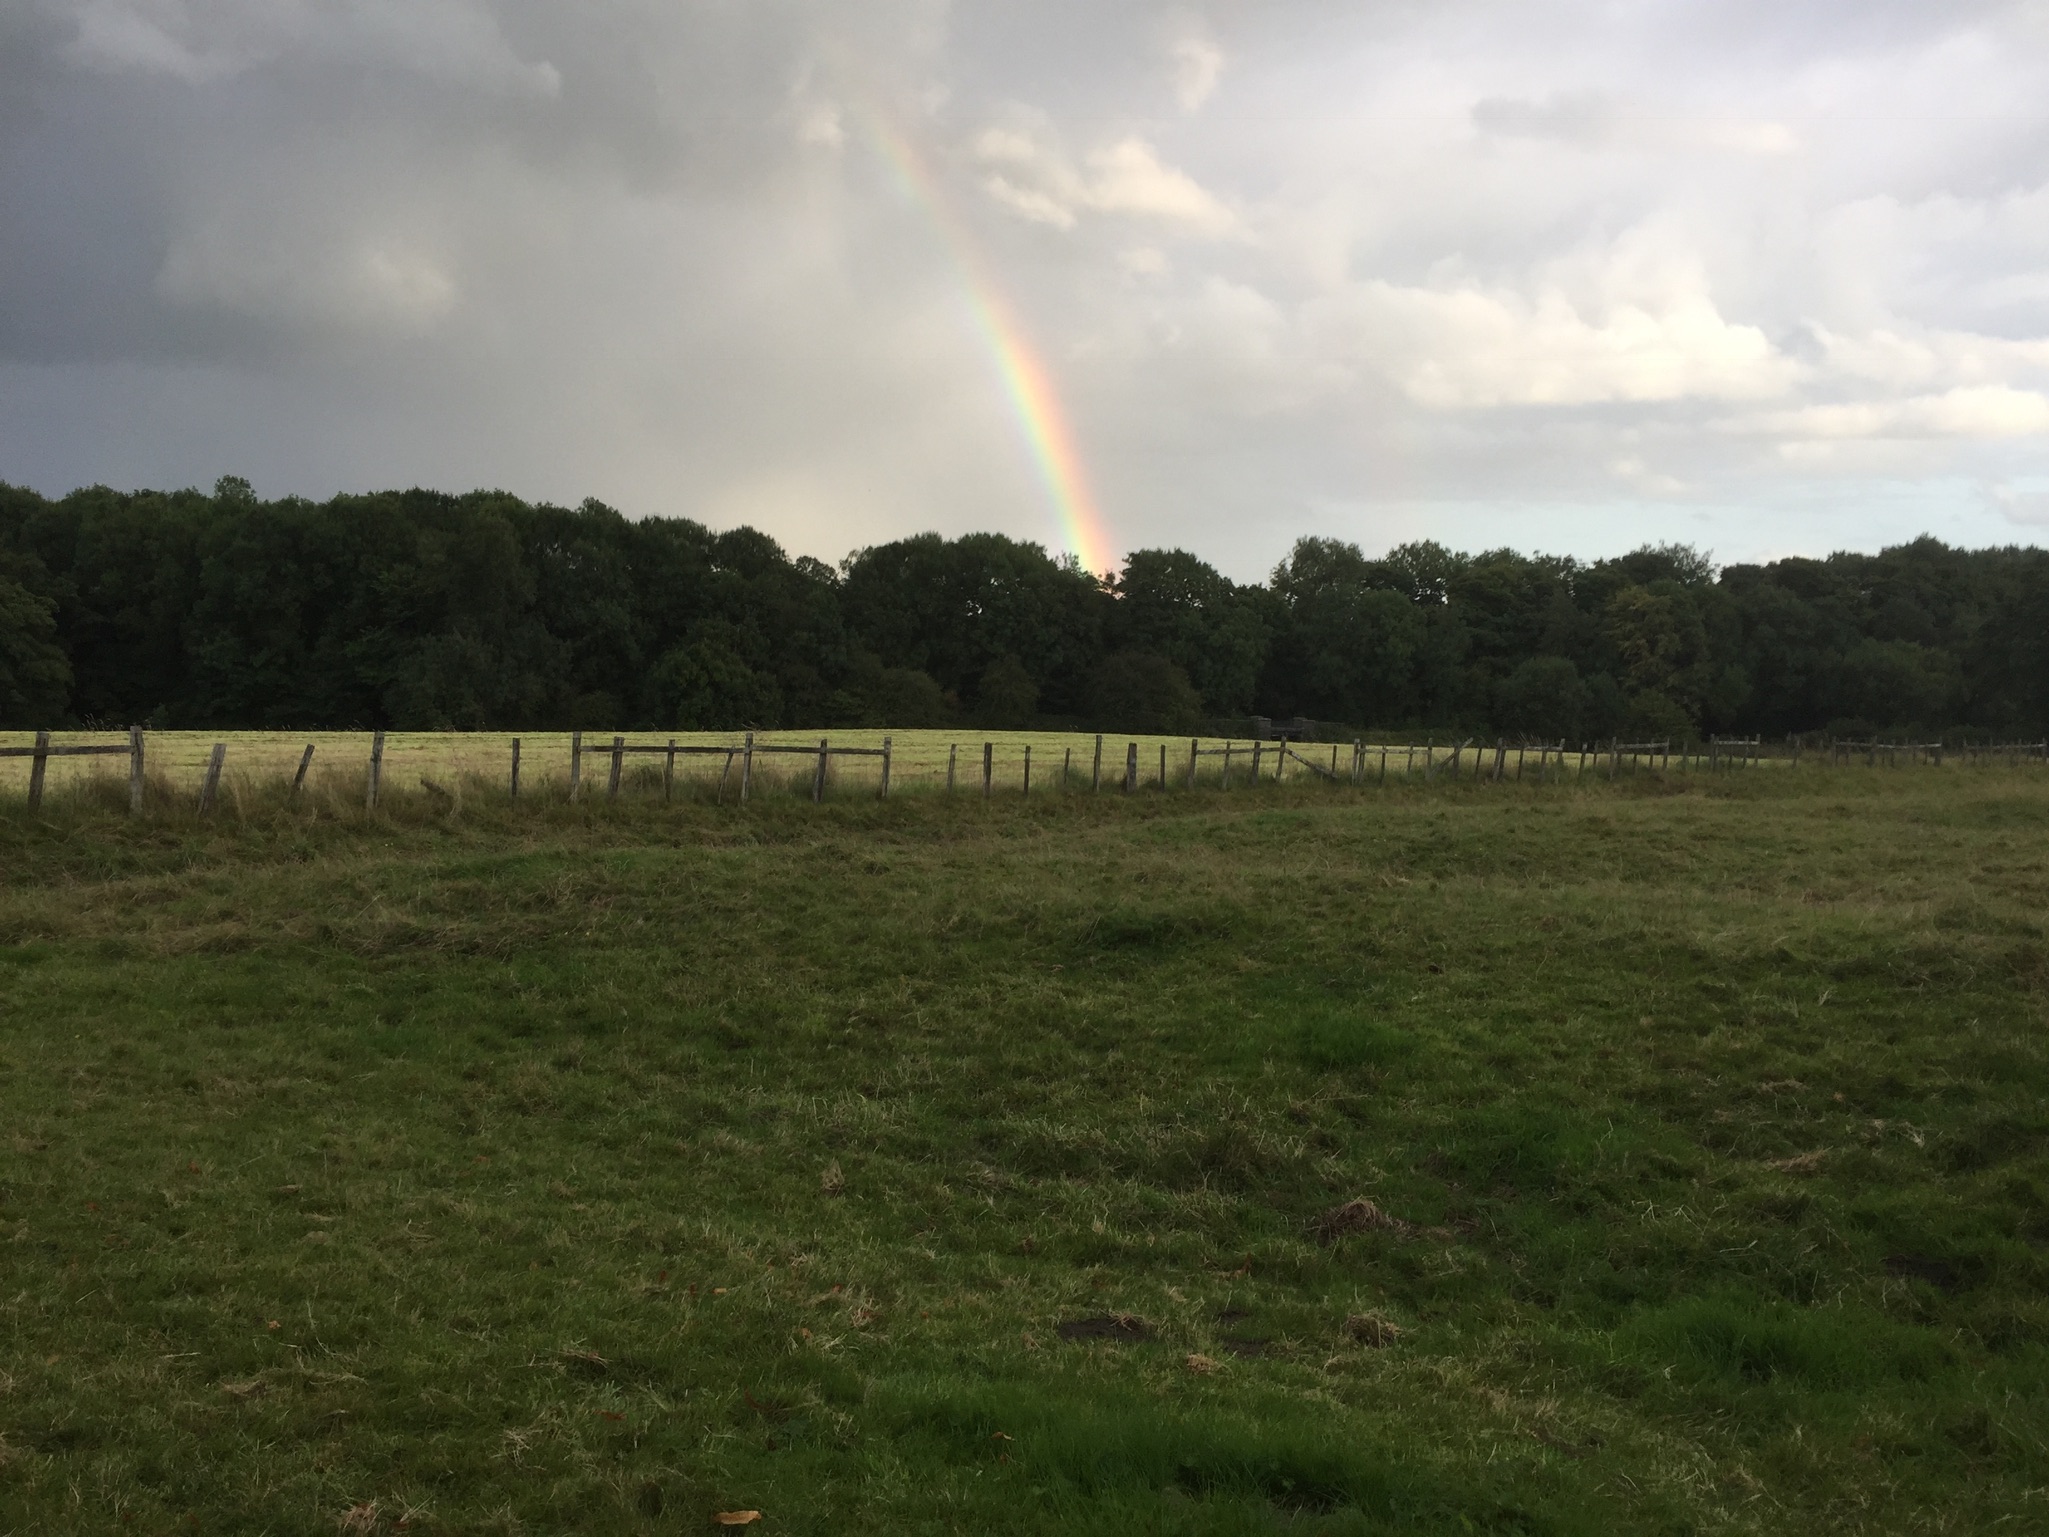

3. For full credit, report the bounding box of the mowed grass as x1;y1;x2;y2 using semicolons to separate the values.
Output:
1;767;2046;1535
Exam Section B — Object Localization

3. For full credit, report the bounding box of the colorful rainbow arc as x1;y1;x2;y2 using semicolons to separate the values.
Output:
856;110;1118;579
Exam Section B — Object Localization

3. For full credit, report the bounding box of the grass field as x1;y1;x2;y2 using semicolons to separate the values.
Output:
1;766;2045;1534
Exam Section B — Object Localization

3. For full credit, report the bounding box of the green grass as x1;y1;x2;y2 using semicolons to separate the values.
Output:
1;767;2046;1534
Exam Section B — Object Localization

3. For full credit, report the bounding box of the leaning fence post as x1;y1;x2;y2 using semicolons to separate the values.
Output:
1124;741;1137;794
1251;739;1263;782
740;732;754;802
1277;735;1288;783
509;739;521;801
292;743;316;794
1092;735;1103;792
1222;741;1233;789
1062;746;1071;791
129;726;146;814
1188;738;1199;790
880;737;892;799
813;738;828;803
200;742;226;814
569;730;583;800
608;736;625;800
1023;743;1032;796
26;729;50;811
982;741;993;799
947;743;957;793
664;739;676;801
366;730;384;809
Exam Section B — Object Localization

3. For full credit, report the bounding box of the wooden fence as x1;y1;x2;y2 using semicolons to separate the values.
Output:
7;725;2046;814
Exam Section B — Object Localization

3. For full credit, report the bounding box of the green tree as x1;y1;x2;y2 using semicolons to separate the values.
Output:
1088;650;1203;734
0;565;71;725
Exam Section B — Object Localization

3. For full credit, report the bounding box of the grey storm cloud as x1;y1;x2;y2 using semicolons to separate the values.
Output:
2;0;2047;576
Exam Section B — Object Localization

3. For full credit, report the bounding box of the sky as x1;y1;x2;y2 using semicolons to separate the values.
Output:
3;0;2048;580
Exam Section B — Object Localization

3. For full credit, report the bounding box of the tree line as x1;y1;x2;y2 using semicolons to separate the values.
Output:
3;477;2046;740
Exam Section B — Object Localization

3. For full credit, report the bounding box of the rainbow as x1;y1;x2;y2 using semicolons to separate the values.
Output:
856;110;1118;578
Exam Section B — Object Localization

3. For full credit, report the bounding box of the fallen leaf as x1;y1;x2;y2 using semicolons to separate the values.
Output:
714;1511;761;1526
1184;1353;1219;1374
266;1320;282;1331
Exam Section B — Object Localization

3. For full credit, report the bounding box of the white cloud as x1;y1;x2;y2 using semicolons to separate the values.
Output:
1990;481;2049;526
1172;35;1223;112
1325;281;1798;408
973;128;1235;235
1757;386;2049;441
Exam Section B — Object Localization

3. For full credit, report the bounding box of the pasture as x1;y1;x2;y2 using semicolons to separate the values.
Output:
1;763;2045;1534
0;728;1680;809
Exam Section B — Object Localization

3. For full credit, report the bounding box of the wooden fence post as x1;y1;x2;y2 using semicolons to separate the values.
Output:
880;737;892;799
293;743;316;794
1159;743;1167;789
982;741;993;799
1188;738;1199;790
129;726;146;814
947;743;957;793
717;750;734;802
1276;735;1288;783
1222;741;1233;789
1061;746;1070;791
608;736;625;799
813;738;828;803
1379;745;1388;784
1023;743;1032;796
1092;735;1103;792
509;739;521;800
366;730;384;809
569;730;583;800
26;729;49;811
664;739;676;801
740;732;754;801
1251;739;1263;782
1423;741;1433;781
1125;741;1137;794
200;742;226;814
1493;738;1506;782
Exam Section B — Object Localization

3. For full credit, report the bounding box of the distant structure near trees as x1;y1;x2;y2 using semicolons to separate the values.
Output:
3;478;2045;741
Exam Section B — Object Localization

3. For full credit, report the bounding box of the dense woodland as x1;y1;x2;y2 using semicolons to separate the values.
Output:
2;477;2046;740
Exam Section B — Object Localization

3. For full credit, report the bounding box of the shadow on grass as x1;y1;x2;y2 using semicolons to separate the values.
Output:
876;1376;1603;1533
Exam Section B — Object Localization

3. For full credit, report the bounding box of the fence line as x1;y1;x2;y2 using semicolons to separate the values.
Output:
7;725;2046;814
